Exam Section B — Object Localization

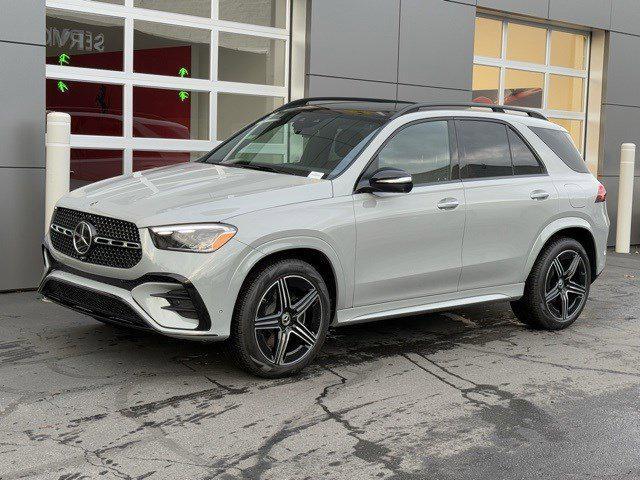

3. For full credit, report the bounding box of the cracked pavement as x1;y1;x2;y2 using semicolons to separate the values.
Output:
1;251;639;479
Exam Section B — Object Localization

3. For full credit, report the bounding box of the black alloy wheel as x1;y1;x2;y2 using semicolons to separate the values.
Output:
543;249;589;322
254;275;324;366
229;258;331;377
511;237;591;330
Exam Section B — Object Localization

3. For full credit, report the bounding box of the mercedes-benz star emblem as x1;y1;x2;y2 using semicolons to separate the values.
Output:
72;221;96;255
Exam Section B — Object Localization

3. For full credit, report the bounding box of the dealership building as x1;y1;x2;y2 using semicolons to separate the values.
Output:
1;0;639;291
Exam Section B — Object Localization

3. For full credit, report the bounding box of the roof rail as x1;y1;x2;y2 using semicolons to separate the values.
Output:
389;102;548;121
272;98;548;121
274;97;412;111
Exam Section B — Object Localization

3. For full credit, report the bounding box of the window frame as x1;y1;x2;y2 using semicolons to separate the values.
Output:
453;117;547;182
354;118;460;193
473;14;590;152
46;0;290;175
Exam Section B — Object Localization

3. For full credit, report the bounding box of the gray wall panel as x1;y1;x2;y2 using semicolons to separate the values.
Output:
0;0;45;45
611;0;640;36
398;0;475;90
397;84;471;102
307;75;398;99
0;0;45;288
603;33;640;108
600;106;640;177
308;0;400;83
548;0;611;29
0;42;45;168
600;175;640;246
0;168;45;291
477;0;549;18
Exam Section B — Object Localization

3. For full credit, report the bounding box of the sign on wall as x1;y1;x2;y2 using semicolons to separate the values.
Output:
46;27;106;53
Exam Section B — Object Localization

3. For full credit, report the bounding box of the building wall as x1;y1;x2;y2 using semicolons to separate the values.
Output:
0;0;46;290
306;0;640;245
307;0;474;102
0;0;638;290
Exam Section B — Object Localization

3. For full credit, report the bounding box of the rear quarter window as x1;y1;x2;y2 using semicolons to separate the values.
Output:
530;126;590;173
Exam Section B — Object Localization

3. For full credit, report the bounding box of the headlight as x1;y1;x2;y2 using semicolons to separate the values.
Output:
149;224;237;253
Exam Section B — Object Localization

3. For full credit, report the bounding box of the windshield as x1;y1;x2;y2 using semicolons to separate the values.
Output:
200;107;387;178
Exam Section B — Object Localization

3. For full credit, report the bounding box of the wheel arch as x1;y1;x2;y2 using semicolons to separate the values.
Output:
525;218;598;282
227;237;348;326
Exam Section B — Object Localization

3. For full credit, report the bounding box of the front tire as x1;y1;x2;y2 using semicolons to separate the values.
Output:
229;259;331;378
511;237;591;330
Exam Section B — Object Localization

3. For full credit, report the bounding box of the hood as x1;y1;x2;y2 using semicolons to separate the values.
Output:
58;163;333;227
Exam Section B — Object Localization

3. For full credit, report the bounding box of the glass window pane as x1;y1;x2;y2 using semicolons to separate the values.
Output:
217;93;284;140
548;75;584;112
375;122;451;185
218;32;286;86
550;31;586;69
531;125;587;171
459;121;512;179
133;151;204;172
134;21;211;79
47;79;123;136
220;0;286;28
133;87;209;140
504;69;544;108
506;23;546;64
133;0;210;18
46;9;124;71
548;118;584;152
472;65;500;104
474;17;502;58
206;108;385;177
508;129;543;175
71;149;123;190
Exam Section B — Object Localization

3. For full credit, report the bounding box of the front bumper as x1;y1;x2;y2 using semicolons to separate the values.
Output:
40;228;255;339
40;250;216;338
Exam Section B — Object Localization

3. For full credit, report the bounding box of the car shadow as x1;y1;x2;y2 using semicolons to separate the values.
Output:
69;300;524;382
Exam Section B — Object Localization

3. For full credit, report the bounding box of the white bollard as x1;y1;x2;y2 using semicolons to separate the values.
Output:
44;112;71;233
615;143;636;254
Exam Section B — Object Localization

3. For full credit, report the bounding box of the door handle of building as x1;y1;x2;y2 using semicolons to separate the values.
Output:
530;190;550;200
437;198;460;210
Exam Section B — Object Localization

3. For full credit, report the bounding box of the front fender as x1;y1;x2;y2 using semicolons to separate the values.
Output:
523;216;595;279
225;234;351;323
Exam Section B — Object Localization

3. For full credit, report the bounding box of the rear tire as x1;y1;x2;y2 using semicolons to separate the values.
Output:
511;237;591;330
229;258;331;378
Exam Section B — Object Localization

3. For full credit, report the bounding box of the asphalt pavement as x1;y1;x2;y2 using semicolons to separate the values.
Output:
0;251;639;479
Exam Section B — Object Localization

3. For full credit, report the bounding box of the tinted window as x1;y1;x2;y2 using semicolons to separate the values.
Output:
202;107;385;178
373;121;451;185
508;129;544;175
459;121;512;178
530;126;590;173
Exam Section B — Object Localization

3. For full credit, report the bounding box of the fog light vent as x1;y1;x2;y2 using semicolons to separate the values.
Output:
151;288;198;320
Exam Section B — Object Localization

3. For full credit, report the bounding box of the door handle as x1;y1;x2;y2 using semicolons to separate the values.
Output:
530;190;550;201
437;198;460;210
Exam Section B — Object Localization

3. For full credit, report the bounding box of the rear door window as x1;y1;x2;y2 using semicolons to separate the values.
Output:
508;128;544;175
457;120;513;179
530;126;590;173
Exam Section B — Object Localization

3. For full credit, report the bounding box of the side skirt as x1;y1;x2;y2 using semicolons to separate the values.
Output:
335;283;524;325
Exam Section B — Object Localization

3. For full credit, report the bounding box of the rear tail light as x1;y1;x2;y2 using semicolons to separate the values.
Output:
595;183;607;203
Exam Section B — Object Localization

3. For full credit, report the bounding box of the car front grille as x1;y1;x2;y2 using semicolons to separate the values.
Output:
41;278;150;329
50;207;142;269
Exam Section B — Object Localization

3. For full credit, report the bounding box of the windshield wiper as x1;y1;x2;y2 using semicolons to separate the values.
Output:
227;162;286;174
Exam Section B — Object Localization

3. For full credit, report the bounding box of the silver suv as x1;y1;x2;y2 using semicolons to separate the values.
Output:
41;98;610;377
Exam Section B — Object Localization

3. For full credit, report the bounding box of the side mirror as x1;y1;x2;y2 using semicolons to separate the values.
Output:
363;168;413;194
